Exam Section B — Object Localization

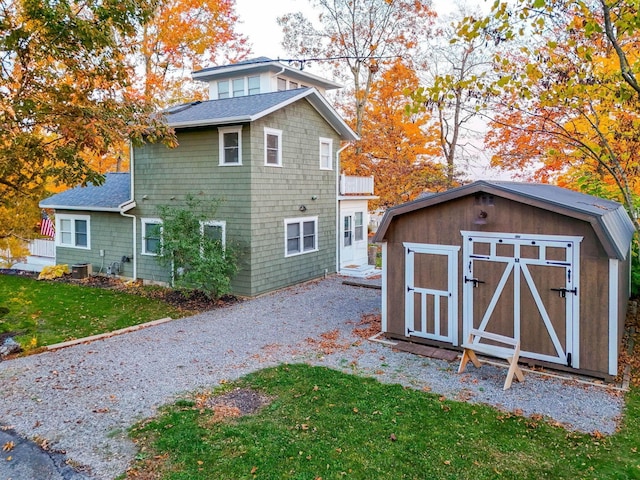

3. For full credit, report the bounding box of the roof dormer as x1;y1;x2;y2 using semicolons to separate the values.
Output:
192;57;342;100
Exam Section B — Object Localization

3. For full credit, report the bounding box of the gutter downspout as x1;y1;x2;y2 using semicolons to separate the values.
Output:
119;143;137;280
335;142;352;274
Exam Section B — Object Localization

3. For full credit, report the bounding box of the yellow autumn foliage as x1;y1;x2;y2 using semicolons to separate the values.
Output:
38;264;70;280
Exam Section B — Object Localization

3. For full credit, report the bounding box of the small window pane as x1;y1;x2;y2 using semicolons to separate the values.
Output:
277;77;287;91
355;212;364;241
289;81;298;89
287;223;300;254
145;223;161;254
233;78;244;97
204;225;222;242
266;134;279;164
223;132;239;163
248;76;260;95
218;80;229;99
75;220;88;247
303;221;315;250
320;140;331;169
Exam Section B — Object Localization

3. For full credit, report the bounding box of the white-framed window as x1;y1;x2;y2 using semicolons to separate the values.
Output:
319;137;333;170
248;76;260;95
219;126;242;165
289;80;298;89
285;216;318;257
141;218;162;256
277;77;287;91
264;127;282;166
232;78;244;97
343;215;352;247
56;214;90;249
200;220;226;251
354;212;365;242
218;80;229;99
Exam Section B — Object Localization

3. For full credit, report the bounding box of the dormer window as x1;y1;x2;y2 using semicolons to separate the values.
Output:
277;77;287;91
289;81;298;89
248;76;260;95
233;78;244;97
218;80;229;99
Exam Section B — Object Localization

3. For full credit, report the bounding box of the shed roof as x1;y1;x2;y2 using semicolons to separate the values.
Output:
164;88;358;141
39;173;131;212
373;180;636;260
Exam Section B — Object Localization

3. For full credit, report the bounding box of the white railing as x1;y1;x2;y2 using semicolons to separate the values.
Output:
340;174;374;195
29;239;55;258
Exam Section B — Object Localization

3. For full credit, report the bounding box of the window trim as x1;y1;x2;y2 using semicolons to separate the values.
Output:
200;220;226;255
56;213;90;249
284;216;318;257
219;126;242;166
264;127;283;167
319;137;333;170
141;218;162;256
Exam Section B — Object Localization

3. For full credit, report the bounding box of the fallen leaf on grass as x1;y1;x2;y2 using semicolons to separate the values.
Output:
2;441;14;452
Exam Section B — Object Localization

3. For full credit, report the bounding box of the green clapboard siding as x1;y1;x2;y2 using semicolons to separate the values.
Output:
54;210;134;277
131;97;342;296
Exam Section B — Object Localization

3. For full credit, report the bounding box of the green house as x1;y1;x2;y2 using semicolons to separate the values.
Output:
40;58;376;296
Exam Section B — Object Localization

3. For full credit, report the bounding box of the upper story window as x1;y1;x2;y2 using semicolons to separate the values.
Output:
285;217;318;257
264;127;282;166
248;76;260;95
232;78;244;97
217;76;261;99
56;214;90;249
141;218;162;256
319;137;333;170
219;126;242;165
277;77;287;91
218;80;229;99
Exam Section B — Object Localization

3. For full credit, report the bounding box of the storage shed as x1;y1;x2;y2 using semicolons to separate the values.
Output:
372;181;636;379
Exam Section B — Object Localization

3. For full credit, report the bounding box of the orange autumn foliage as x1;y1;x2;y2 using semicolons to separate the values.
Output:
341;60;446;210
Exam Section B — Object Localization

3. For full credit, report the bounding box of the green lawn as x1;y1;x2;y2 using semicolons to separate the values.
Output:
128;364;640;480
0;274;188;349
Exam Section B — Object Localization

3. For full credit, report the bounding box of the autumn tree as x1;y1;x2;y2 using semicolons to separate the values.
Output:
411;4;496;187
0;0;175;242
342;60;446;209
278;0;435;142
456;0;640;233
134;0;249;107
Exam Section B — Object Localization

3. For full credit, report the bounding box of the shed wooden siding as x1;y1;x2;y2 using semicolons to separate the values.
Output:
54;210;133;277
382;194;623;375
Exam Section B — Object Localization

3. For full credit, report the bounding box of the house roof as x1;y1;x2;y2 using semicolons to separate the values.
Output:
191;57;343;91
372;180;636;260
164;88;358;141
39;172;132;212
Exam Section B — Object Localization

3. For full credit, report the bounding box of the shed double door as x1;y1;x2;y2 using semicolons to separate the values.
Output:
462;232;581;368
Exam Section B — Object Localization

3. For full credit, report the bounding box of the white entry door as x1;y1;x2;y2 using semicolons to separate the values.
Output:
340;211;366;267
462;232;582;367
404;243;460;344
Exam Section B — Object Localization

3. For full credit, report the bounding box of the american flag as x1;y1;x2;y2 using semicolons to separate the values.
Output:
40;211;55;238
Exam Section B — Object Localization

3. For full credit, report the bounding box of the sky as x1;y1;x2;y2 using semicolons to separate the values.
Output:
232;0;506;180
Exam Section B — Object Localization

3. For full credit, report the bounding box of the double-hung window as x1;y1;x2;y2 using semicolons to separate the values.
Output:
354;212;364;242
200;220;226;251
219;126;242;165
218;80;229;99
285;217;318;257
56;214;90;249
264;127;282;166
319;137;333;170
248;76;260;95
232;78;244;97
142;218;162;256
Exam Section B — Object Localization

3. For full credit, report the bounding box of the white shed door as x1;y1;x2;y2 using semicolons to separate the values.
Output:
404;243;460;344
462;232;582;368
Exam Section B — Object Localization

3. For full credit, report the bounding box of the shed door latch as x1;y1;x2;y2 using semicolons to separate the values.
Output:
550;287;577;298
464;276;485;288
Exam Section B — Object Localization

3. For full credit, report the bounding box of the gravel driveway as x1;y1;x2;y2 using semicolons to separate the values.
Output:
0;276;626;479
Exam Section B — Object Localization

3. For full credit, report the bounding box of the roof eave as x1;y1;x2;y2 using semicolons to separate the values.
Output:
37;204;122;212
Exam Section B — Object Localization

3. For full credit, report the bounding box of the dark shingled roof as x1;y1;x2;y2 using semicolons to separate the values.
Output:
373;180;636;261
165;89;308;126
39;173;131;212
